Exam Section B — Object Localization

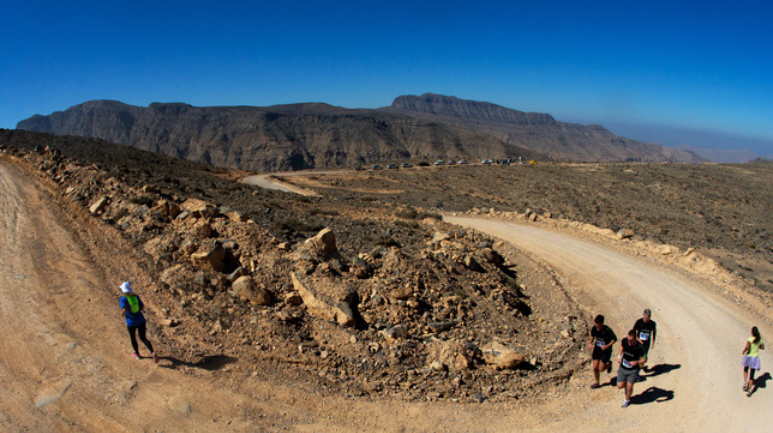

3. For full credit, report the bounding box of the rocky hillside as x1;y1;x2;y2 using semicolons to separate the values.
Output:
383;93;706;163
0;129;587;402
15;100;545;172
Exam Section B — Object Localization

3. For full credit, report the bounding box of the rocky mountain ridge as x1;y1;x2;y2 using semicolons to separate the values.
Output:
17;94;705;172
383;93;706;163
16;100;545;172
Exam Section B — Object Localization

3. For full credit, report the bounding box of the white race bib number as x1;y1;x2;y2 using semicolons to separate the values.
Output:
639;332;650;341
622;358;633;369
596;340;605;347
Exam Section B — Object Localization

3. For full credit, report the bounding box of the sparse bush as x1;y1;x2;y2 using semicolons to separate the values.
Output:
130;195;154;206
271;218;325;234
310;208;339;216
394;220;419;229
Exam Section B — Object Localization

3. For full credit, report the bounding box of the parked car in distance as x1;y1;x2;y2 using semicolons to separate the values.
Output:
354;166;365;171
371;164;382;170
387;163;399;169
417;162;430;167
482;159;494;165
447;160;456;165
400;163;413;168
458;159;469;164
433;160;445;166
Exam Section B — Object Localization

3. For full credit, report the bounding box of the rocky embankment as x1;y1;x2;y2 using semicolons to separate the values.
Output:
0;141;588;402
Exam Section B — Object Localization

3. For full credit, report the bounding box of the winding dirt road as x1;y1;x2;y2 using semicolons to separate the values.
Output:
446;216;773;431
2;160;771;432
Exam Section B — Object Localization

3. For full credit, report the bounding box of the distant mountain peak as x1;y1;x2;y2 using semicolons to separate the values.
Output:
390;93;556;125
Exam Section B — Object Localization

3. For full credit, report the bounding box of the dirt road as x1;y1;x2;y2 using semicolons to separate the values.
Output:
446;216;773;431
3;160;771;432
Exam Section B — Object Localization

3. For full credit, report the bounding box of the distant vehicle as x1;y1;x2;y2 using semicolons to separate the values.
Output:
371;164;383;170
433;160;445;166
400;163;413;168
458;159;469;164
354;166;365;171
529;160;538;165
482;159;493;165
417;162;430;167
498;159;510;165
387;163;399;169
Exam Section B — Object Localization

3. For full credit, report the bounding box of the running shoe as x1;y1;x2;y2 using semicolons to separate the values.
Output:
747;388;753;397
132;353;140;360
590;383;600;389
606;363;612;374
621;399;630;408
743;383;748;391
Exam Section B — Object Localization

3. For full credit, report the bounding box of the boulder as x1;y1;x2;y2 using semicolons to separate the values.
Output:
617;228;635;240
426;339;476;371
305;228;341;258
89;196;109;215
181;198;218;218
225;210;248;222
151;199;181;218
388;285;413;300
190;241;225;272
232;276;273;305
291;272;357;327
380;324;408;343
481;341;526;370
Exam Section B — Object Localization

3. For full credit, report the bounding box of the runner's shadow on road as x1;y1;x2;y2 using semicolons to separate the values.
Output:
631;387;674;405
159;355;238;371
643;363;681;378
749;372;771;396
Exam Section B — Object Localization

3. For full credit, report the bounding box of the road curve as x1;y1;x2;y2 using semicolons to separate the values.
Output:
445;216;773;431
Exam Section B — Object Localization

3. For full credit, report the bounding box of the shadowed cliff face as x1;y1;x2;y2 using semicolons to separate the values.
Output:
16;100;545;172
383;93;706;163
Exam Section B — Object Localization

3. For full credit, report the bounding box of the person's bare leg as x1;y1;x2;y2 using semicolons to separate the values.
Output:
592;360;601;387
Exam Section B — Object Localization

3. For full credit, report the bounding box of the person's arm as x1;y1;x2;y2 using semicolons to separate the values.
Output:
617;344;624;364
743;341;751;355
651;326;656;349
761;342;765;350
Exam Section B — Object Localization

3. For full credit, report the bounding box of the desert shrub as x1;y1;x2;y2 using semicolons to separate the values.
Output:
271;218;325;234
395;208;419;219
394;220;419;229
310;208;339;216
361;197;377;202
130;195;154;206
417;212;442;220
365;234;401;248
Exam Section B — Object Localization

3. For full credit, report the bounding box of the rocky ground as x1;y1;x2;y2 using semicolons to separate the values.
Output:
0;129;587;404
282;161;773;293
2;128;771;407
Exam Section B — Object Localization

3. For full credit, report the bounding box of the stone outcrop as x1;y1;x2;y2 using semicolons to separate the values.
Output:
291;272;357;327
231;276;273;305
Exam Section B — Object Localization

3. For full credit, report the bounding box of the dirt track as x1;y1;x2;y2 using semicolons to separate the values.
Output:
446;216;773;431
2;160;772;432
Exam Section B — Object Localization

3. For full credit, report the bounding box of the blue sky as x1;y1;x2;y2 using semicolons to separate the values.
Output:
2;1;772;155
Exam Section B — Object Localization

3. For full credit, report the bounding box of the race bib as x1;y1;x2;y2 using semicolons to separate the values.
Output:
622;358;633;369
639;332;650;341
596;339;605;347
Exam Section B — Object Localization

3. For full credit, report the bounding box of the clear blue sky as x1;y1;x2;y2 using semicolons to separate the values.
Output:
2;1;772;155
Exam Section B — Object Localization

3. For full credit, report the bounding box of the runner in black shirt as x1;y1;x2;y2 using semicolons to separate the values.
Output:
633;308;657;372
617;329;647;408
589;314;617;389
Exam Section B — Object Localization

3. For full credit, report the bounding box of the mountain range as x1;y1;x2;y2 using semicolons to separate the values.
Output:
16;94;704;171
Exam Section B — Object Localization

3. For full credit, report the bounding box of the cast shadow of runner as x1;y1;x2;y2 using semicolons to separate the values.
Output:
749;372;771;396
631;387;674;405
643;363;681;378
158;355;238;371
